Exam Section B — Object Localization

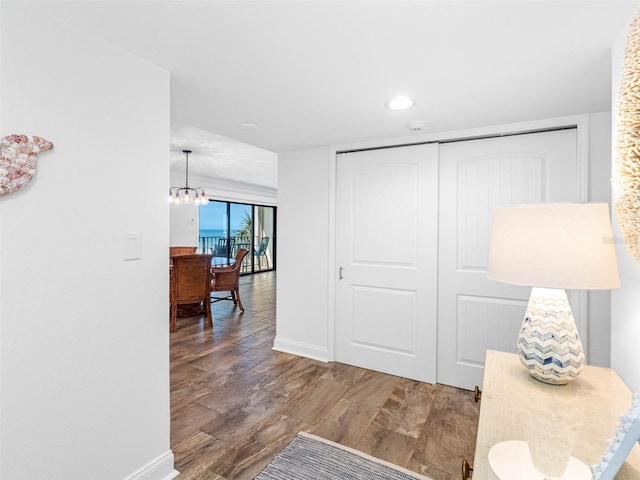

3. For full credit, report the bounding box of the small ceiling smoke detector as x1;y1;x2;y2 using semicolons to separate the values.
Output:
407;120;427;132
385;96;416;110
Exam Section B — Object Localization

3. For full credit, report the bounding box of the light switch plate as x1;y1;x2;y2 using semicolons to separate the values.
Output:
123;232;142;260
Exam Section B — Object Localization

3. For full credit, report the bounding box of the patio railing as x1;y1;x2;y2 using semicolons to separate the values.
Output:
198;235;270;273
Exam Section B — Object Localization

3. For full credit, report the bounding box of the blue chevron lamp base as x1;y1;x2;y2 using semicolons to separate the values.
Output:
517;287;585;385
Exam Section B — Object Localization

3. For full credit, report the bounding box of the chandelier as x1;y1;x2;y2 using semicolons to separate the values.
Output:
169;149;208;205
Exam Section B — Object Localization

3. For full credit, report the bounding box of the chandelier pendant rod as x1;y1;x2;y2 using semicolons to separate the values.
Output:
183;149;191;190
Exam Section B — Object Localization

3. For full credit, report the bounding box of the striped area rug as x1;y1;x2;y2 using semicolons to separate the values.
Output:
254;432;433;480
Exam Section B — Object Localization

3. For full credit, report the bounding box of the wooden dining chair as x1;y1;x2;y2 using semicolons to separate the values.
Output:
210;249;248;312
170;246;197;256
170;254;213;332
169;246;197;265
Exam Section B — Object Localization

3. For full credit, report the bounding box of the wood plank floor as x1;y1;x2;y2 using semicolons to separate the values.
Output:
170;271;480;480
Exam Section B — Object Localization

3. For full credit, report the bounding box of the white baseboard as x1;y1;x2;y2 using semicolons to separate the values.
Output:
124;451;179;480
272;336;329;362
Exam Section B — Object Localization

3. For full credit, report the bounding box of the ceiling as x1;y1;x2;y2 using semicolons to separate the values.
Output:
27;1;639;189
169;125;278;192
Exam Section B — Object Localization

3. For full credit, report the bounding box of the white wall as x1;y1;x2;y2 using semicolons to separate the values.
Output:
1;4;174;480
611;9;640;392
169;204;199;247
588;111;614;367
186;173;278;208
275;146;330;360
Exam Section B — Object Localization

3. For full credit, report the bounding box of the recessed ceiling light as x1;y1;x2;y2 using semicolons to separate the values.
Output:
385;96;416;110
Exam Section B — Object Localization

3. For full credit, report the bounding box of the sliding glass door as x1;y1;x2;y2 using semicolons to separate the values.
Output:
253;206;274;272
199;200;275;274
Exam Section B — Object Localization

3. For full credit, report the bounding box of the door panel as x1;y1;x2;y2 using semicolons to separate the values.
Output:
437;129;582;390
456;295;527;366
457;154;543;270
352;286;416;353
335;144;438;383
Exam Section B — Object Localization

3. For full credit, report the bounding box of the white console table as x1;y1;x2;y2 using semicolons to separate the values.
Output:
470;350;640;479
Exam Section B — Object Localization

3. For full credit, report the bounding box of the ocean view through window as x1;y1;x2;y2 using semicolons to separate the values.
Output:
199;200;275;274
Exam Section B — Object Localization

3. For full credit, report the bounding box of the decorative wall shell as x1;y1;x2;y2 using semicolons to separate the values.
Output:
615;11;640;264
0;134;54;196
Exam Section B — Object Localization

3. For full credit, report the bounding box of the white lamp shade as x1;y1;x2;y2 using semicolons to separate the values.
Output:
487;203;620;290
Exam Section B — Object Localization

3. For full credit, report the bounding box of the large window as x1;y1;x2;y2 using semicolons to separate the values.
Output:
199;200;275;274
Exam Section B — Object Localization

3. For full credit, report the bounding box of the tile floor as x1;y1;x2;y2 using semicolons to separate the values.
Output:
170;271;479;480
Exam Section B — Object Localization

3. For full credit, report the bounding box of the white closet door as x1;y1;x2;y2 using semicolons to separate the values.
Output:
335;143;438;383
437;129;582;390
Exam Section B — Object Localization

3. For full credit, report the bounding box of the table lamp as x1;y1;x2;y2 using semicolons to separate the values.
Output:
487;203;620;385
